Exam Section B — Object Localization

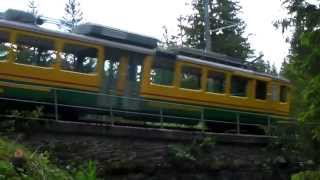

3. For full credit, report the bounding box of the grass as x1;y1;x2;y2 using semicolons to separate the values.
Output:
0;136;73;180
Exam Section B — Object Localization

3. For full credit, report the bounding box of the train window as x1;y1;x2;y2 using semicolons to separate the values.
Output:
150;57;175;86
255;80;267;100
180;66;202;90
136;65;142;82
60;43;98;73
15;34;56;67
104;59;120;80
104;53;120;92
231;76;248;97
280;85;288;102
207;71;225;93
128;53;144;83
0;31;11;61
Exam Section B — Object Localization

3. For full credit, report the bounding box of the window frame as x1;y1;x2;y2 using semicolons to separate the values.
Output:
104;57;121;81
0;29;12;63
13;32;58;68
230;75;250;98
179;63;203;91
127;52;145;83
255;80;268;101
149;56;176;87
206;69;227;94
59;39;101;74
279;85;289;103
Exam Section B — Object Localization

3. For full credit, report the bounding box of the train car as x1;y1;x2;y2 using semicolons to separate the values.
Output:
140;48;290;132
0;9;291;133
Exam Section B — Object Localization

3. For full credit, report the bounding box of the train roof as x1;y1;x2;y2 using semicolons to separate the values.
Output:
73;23;158;49
156;49;290;83
0;19;155;55
169;47;248;68
0;17;289;83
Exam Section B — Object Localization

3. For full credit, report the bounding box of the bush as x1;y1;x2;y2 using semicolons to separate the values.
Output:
74;160;97;180
0;137;99;180
0;137;72;180
292;170;320;180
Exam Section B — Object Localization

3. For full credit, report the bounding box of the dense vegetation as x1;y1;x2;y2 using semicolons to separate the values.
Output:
9;0;320;179
162;0;253;60
163;0;320;178
275;0;320;178
0;135;98;180
162;0;279;75
0;107;98;180
0;137;72;179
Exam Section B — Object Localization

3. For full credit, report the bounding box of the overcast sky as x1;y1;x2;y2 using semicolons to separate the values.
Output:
0;0;291;69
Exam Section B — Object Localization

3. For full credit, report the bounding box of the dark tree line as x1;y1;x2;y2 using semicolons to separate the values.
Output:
161;0;278;75
275;1;320;177
250;54;278;76
162;0;253;61
276;0;320;120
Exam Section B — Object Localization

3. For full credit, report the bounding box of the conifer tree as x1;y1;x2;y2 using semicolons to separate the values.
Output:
62;0;83;32
28;0;38;17
270;63;278;76
179;0;253;61
276;0;320;166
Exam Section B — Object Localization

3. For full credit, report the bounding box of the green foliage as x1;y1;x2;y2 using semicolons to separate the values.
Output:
273;4;320;168
250;55;278;76
15;46;55;67
0;137;99;180
293;30;320;126
269;121;306;157
291;170;320;180
10;106;44;120
275;0;320;54
0;160;15;178
0;137;72;180
275;0;320;82
298;31;320;76
0;107;44;134
74;161;97;180
10;106;44;132
276;0;320;164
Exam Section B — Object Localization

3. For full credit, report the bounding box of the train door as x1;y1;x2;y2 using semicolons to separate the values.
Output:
97;48;122;113
120;52;145;110
102;49;121;95
124;53;144;96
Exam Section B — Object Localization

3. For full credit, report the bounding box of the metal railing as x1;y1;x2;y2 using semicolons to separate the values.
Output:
0;80;296;136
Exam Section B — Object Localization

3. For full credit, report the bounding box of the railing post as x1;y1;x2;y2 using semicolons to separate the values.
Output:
160;108;163;129
236;113;240;134
53;89;58;121
110;96;114;126
201;108;205;133
267;116;271;135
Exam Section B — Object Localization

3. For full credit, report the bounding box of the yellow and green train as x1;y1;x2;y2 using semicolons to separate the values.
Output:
0;10;291;133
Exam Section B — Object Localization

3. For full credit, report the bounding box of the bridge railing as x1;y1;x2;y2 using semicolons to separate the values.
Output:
0;80;297;136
